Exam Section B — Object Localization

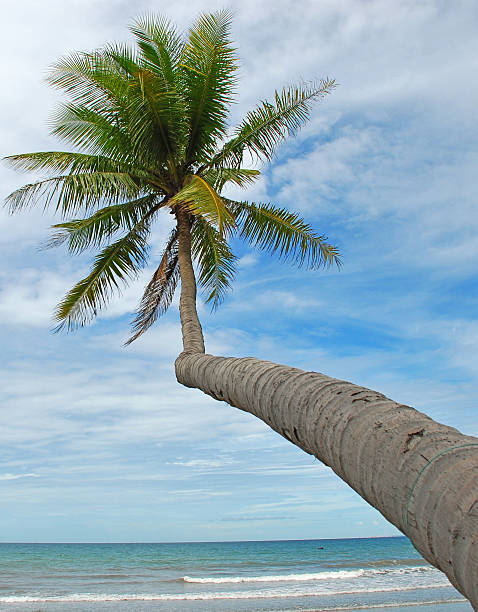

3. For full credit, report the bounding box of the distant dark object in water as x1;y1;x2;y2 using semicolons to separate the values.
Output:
317;546;324;550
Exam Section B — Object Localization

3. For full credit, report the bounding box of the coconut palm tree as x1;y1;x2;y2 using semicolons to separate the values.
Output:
4;11;478;609
4;11;338;344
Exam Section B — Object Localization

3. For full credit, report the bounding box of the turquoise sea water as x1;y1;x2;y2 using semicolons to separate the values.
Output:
0;537;472;611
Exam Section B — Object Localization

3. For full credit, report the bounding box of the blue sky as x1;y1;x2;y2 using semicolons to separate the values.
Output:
1;0;478;542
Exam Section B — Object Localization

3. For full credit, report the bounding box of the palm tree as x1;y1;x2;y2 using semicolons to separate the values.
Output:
5;11;478;609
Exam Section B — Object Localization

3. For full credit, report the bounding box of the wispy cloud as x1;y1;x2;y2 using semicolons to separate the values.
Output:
171;459;236;469
0;473;38;481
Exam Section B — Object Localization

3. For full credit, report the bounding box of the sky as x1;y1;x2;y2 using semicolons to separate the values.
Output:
1;0;477;543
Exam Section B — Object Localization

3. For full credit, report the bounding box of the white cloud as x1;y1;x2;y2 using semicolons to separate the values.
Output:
0;473;38;481
171;459;234;469
0;265;78;327
237;254;258;268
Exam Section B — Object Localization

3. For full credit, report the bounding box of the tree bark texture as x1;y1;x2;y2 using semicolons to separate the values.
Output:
176;210;205;354
175;352;478;609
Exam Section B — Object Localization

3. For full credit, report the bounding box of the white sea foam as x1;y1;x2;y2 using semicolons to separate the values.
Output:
0;583;453;603
184;570;365;583
279;600;468;612
182;565;435;584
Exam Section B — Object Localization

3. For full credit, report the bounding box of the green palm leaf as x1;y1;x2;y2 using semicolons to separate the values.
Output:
50;58;177;175
48;106;171;188
210;79;336;168
50;103;137;164
45;194;162;253
4;151;156;182
47;50;130;112
228;200;341;268
125;228;179;345
180;9;238;164
5;172;143;216
54;216;152;331
191;216;236;307
130;15;186;150
105;45;180;169
130;14;182;82
205;167;260;192
171;175;235;236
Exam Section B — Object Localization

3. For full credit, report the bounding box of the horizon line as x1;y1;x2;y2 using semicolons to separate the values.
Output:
0;535;406;545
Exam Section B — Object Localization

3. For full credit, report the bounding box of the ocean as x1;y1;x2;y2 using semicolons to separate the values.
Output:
0;537;471;611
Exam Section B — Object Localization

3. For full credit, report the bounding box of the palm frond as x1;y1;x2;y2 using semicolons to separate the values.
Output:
171;174;235;236
180;9;238;163
47;50;132;115
204;167;260;192
50;103;133;162
50;51;180;174
130;14;182;87
131;16;187;152
4;151;156;182
54;216;152;331
5;171;143;216
125;228;179;344
191;215;236;307
104;44;182;166
126;69;180;169
48;105;172;187
227;200;341;268
210;79;336;168
45;194;162;253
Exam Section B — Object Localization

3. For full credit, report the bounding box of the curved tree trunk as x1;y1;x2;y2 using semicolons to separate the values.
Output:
175;352;478;609
176;209;205;355
174;213;478;607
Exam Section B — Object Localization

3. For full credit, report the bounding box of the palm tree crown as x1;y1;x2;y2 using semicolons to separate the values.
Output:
4;10;339;344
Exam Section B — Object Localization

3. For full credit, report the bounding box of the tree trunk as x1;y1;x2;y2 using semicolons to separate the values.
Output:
175;351;478;609
176;209;205;354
